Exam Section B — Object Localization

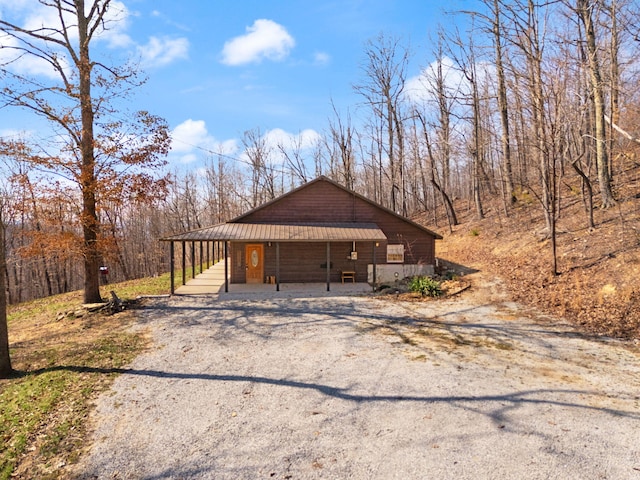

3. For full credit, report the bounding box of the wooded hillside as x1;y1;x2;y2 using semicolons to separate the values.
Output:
435;158;640;339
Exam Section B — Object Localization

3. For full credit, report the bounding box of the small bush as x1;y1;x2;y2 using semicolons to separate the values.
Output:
408;276;442;297
469;229;480;237
443;271;459;281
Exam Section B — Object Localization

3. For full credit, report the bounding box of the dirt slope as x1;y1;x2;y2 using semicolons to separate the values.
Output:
429;162;640;340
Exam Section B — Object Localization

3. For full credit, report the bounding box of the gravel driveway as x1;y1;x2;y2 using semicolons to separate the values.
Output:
74;274;640;479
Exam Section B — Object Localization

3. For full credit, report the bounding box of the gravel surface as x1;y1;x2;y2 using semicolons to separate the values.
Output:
74;273;640;479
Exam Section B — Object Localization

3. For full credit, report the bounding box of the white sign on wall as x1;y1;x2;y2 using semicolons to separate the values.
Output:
386;244;404;263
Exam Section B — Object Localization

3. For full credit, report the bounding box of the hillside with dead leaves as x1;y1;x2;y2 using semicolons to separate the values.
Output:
429;160;640;341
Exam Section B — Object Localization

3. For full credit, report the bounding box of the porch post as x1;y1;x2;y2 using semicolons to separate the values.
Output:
206;241;210;268
224;241;229;293
181;241;186;286
199;241;203;272
326;242;331;292
276;242;280;292
191;242;196;279
170;241;175;295
372;241;377;292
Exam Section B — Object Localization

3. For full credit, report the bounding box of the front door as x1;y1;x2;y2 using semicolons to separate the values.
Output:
245;244;264;284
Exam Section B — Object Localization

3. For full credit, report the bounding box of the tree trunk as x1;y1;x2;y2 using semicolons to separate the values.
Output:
471;74;485;220
0;208;13;378
608;0;620;180
430;160;458;229
417;112;458;228
386;95;398;212
77;2;102;303
392;107;407;216
518;0;558;274
572;160;595;229
577;0;616;208
492;0;515;205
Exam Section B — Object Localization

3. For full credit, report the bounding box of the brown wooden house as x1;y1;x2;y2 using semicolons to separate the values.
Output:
162;176;442;292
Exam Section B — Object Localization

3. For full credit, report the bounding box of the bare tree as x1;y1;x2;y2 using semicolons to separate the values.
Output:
608;0;621;169
203;154;241;224
414;110;458;228
448;28;486;219
500;0;561;273
462;1;516;208
489;0;516;206
575;0;616;208
327;102;356;190
242;128;278;207
354;33;410;213
277;134;311;185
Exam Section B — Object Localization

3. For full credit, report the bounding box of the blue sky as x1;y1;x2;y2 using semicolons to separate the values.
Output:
0;0;470;172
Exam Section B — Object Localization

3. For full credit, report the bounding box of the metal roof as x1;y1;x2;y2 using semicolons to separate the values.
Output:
161;222;388;242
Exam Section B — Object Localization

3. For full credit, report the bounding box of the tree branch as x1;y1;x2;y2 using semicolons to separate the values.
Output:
604;114;640;145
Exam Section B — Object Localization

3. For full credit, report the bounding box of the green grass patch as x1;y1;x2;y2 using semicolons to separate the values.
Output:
1;331;145;478
7;268;178;327
101;271;172;298
100;262;213;299
1;370;76;478
2;278;152;478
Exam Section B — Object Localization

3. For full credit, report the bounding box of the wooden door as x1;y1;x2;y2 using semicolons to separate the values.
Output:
245;244;264;284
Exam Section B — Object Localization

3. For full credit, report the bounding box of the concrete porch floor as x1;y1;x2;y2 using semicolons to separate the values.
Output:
174;260;373;297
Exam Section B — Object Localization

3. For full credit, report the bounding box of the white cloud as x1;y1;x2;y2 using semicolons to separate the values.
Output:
170;119;239;164
406;56;497;106
221;19;295;66
405;56;464;104
0;2;73;79
171;119;210;153
251;128;320;165
313;52;331;66
0;29;73;79
22;3;63;32
237;128;320;167
90;1;134;48
263;128;291;148
264;128;321;151
217;139;240;155
178;153;198;164
0;128;33;139
17;0;131;47
138;36;189;68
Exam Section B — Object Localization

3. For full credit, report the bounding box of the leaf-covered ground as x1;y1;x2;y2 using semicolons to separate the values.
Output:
430;162;640;340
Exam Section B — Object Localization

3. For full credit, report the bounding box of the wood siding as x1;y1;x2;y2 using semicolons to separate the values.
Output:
231;241;385;283
236;180;436;266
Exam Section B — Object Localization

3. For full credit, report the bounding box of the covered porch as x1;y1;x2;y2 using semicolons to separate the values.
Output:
161;222;388;295
173;259;372;296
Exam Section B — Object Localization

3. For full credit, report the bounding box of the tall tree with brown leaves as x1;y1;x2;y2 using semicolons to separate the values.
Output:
0;1;170;304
